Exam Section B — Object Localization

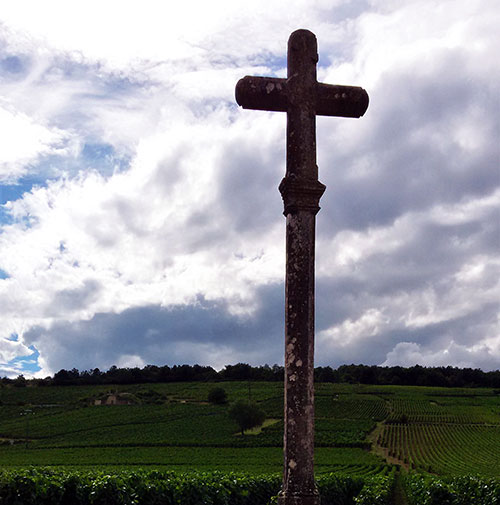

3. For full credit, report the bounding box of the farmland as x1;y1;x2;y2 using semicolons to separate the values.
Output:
0;381;499;503
0;382;386;473
375;387;500;477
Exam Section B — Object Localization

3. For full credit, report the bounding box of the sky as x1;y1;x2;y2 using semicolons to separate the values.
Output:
0;0;498;378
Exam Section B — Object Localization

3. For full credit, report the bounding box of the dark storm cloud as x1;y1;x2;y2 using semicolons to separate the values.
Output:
2;2;498;377
314;190;499;370
361;218;497;297
216;128;285;233
50;280;102;313
208;39;500;372
315;301;499;370
318;50;500;234
24;283;285;372
317;193;499;309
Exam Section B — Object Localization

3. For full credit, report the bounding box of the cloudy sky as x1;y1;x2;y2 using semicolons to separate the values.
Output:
0;0;498;378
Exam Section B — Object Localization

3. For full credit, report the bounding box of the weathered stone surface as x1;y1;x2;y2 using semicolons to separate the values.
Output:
235;28;368;505
236;75;368;118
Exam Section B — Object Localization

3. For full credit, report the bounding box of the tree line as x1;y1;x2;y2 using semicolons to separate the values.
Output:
4;362;500;388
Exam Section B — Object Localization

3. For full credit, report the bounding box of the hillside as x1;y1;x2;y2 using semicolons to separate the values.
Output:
0;381;499;478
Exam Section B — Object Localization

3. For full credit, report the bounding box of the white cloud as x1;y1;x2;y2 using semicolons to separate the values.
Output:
353;0;500;86
0;0;348;72
0;335;32;363
116;354;145;369
0;0;498;375
0;104;287;352
382;341;499;371
0;104;71;182
318;308;390;346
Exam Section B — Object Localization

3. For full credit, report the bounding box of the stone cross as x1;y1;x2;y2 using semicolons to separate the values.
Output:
235;29;368;505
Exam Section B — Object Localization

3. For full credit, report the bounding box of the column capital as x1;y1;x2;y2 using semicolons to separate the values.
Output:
279;175;326;216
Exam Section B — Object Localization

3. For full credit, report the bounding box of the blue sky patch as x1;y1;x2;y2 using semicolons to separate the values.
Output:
0;143;130;207
81;142;131;176
82;142;115;162
2;335;41;375
0;175;46;205
1;55;23;72
0;207;13;228
9;346;41;375
0;175;48;227
264;54;287;73
0;55;27;77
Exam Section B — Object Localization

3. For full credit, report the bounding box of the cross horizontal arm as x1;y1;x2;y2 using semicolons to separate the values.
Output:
235;76;287;112
317;82;369;118
235;75;369;118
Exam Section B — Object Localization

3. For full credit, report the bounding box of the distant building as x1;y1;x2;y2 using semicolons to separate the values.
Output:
94;393;136;406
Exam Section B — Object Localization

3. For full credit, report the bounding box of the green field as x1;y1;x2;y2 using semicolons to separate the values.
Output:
0;381;499;479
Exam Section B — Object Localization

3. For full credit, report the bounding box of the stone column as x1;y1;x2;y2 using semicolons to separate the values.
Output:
277;29;325;505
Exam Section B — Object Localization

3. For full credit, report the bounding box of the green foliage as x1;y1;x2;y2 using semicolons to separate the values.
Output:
229;401;266;435
0;468;276;505
0;468;403;505
379;422;500;476
375;386;500;477
208;387;228;405
134;388;166;405
13;375;27;388
404;473;500;505
354;472;395;505
315;393;388;421
315;419;374;448
0;447;382;473
0;381;498;479
316;473;365;504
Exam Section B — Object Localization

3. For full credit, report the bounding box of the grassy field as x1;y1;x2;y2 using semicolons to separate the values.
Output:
0;381;498;478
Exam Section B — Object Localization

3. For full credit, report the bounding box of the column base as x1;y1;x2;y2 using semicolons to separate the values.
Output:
277;491;320;505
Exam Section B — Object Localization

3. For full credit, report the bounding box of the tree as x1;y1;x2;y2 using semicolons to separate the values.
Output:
228;400;265;435
220;363;253;380
208;387;227;405
13;375;27;387
53;368;79;386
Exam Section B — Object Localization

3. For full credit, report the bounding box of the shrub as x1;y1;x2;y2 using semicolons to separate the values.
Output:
229;401;265;435
354;474;394;505
404;473;500;505
208;387;228;405
0;469;401;505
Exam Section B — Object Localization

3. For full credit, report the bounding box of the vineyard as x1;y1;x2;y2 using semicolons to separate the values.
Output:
378;422;500;476
0;381;498;503
0;467;400;505
376;388;500;477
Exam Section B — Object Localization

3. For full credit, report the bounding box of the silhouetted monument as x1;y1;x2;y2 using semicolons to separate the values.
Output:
235;29;368;505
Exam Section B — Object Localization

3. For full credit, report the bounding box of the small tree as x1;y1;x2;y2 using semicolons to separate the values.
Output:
208;387;227;405
229;400;265;435
13;375;27;388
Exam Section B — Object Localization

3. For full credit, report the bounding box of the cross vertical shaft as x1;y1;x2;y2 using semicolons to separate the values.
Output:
278;30;324;505
235;28;368;505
